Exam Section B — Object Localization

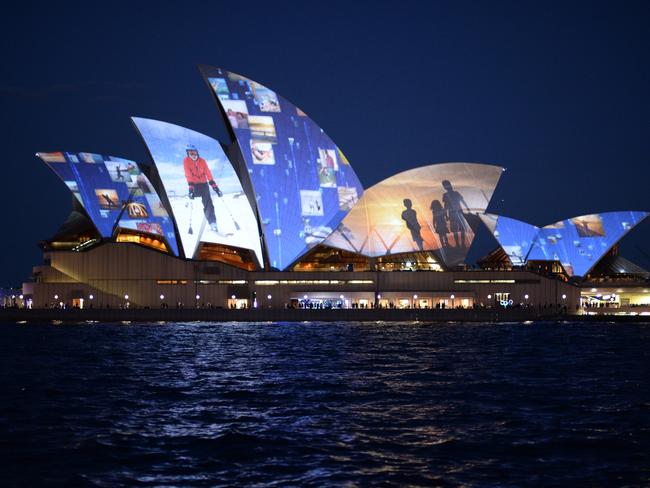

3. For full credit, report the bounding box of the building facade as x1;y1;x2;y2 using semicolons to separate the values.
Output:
24;243;579;312
17;66;649;316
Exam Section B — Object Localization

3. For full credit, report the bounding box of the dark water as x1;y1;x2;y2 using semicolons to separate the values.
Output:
1;321;649;486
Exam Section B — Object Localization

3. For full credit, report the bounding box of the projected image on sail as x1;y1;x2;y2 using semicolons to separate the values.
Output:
527;211;649;276
132;117;264;266
479;214;539;266
323;163;504;267
200;66;364;270
37;151;179;255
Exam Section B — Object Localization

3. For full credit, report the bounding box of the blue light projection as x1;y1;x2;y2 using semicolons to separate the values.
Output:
37;151;179;255
479;213;539;266
526;211;648;276
132;117;264;265
200;66;364;270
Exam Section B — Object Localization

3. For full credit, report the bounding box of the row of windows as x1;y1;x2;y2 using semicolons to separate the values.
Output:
454;279;516;284
255;279;374;285
159;279;530;286
156;279;375;286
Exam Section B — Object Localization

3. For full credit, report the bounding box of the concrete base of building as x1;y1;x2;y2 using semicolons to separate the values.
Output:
23;243;581;314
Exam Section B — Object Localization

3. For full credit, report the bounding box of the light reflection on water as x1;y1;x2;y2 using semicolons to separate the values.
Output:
0;321;649;486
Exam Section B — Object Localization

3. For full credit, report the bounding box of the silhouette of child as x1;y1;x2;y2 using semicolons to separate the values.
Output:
430;199;450;248
401;198;424;251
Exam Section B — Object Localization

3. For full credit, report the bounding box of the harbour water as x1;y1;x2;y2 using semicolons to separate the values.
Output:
1;321;649;486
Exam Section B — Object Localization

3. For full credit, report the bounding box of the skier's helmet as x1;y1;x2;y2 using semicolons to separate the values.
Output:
186;144;199;160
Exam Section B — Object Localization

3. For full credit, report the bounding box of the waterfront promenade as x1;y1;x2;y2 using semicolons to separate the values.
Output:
0;306;571;323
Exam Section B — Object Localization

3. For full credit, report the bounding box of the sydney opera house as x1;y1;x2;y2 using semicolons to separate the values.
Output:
19;66;650;314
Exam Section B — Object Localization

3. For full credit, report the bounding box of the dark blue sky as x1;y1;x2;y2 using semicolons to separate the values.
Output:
1;1;649;284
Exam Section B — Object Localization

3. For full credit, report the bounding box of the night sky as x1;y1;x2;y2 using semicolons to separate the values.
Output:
1;1;649;285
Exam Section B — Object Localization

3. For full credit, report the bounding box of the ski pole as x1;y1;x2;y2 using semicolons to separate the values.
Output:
219;197;241;231
188;195;194;235
213;160;241;231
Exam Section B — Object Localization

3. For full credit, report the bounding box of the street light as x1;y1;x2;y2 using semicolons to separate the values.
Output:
160;294;165;300
124;294;129;301
524;294;529;300
54;294;59;300
450;294;455;308
562;294;567;300
89;294;94;300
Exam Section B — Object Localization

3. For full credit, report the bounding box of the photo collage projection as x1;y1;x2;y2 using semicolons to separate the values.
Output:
323;163;504;267
479;214;539;266
526;211;649;276
201;67;364;270
132;117;264;265
37;151;179;255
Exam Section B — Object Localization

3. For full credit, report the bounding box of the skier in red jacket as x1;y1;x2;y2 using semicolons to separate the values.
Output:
184;144;223;233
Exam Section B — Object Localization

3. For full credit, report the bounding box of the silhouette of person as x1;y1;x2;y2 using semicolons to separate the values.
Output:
430;199;450;248
442;180;470;248
401;198;424;251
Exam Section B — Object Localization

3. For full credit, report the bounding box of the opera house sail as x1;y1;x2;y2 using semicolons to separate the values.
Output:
22;66;650;312
479;214;539;266
526;211;649;277
323;163;504;268
37;151;179;255
199;66;364;271
132;117;264;267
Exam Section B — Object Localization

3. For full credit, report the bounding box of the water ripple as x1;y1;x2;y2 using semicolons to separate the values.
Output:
1;321;649;486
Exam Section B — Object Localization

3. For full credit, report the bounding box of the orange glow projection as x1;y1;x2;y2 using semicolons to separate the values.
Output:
323;163;503;267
